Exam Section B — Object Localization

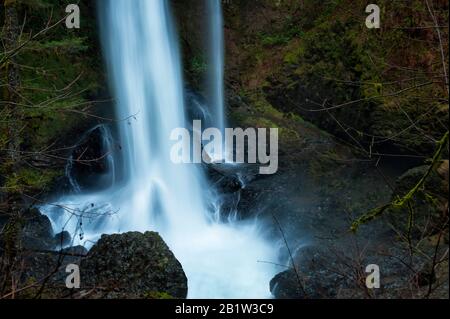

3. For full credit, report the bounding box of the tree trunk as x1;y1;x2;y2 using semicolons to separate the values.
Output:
1;0;23;295
3;0;21;166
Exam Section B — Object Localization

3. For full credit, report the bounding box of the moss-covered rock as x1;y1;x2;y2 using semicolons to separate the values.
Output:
5;231;188;299
175;0;448;157
80;232;188;299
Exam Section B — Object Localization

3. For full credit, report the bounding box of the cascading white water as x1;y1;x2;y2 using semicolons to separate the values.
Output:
206;0;225;134
205;0;233;163
42;0;277;298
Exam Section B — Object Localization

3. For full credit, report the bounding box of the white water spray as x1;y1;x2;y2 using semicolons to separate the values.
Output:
42;0;276;298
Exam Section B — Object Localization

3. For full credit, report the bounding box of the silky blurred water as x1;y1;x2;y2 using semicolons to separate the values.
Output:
41;0;277;299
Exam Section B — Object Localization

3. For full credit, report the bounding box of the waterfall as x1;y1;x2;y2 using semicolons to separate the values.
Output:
205;0;229;162
206;0;225;134
41;0;276;298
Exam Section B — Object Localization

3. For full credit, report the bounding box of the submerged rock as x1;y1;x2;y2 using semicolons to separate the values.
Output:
81;231;188;299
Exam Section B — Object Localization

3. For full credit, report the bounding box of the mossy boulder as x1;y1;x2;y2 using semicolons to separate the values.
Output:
80;232;188;299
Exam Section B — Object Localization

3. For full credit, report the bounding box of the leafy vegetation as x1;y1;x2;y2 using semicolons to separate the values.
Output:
1;0;103;196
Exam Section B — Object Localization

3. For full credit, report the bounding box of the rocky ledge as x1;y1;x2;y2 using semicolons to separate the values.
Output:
0;210;187;299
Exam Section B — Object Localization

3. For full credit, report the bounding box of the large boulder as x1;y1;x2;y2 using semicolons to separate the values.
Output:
270;246;343;299
270;270;305;299
20;208;55;251
81;232;187;299
1;208;55;260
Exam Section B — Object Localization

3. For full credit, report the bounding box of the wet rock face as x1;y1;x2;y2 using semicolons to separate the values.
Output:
20;208;55;251
69;126;113;191
270;270;305;299
0;208;55;257
206;164;244;194
81;232;188;299
72;127;107;175
270;246;343;299
185;90;213;126
54;231;72;248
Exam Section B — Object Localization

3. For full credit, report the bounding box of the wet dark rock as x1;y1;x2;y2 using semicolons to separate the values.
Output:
6;227;186;298
270;270;305;299
205;163;272;220
270;246;342;299
54;231;72;248
1;208;54;257
238;185;262;214
81;231;187;299
208;169;243;194
20;208;54;251
70;126;114;190
416;268;437;287
271;267;343;300
20;250;81;288
185;90;212;126
62;245;88;256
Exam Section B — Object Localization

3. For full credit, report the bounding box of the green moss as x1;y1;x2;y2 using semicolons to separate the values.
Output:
189;54;207;77
1;0;103;199
144;291;175;299
276;0;448;155
260;33;291;47
4;168;61;193
284;43;305;65
351;132;449;232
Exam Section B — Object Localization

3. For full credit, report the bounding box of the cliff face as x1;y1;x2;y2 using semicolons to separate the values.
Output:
176;0;448;157
0;0;105;199
172;2;448;299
